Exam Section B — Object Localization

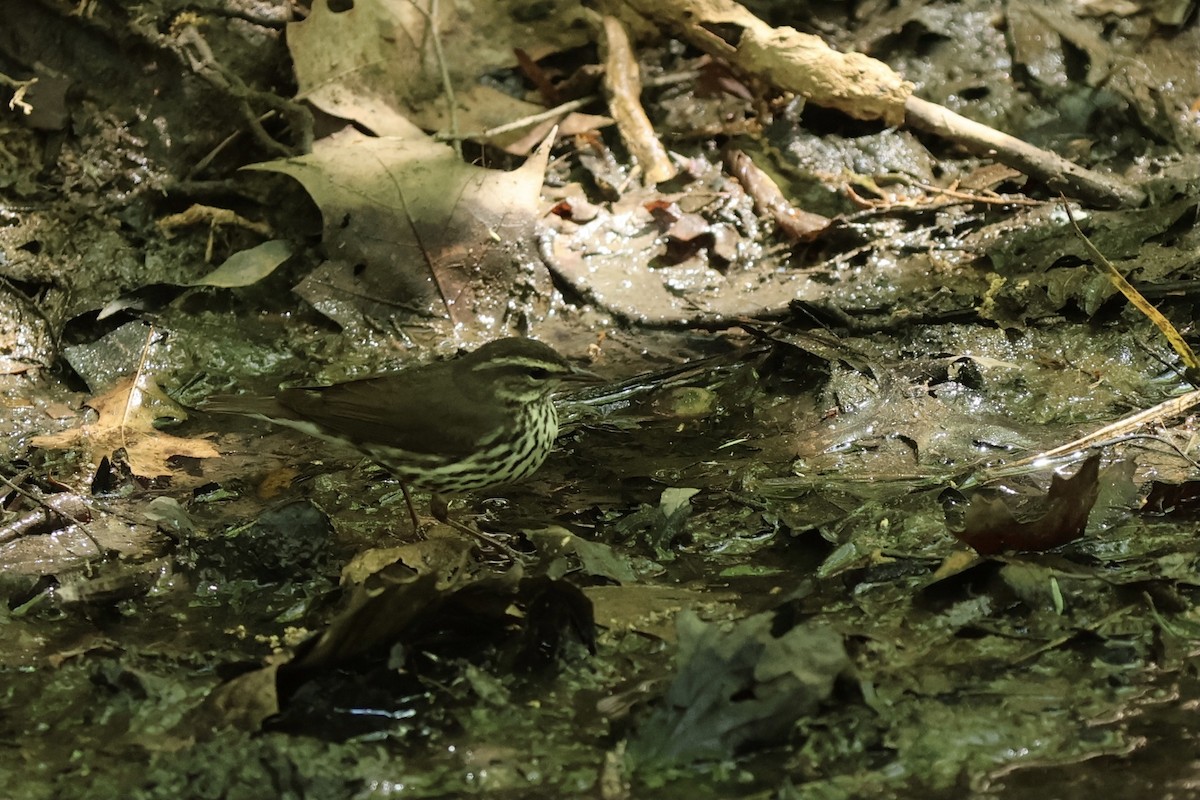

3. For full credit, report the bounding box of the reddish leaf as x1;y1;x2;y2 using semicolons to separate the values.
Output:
952;454;1101;556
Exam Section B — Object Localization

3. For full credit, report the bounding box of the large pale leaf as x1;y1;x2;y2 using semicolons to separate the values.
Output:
246;127;554;327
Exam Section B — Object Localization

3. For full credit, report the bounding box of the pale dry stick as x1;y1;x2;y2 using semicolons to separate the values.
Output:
909;180;1043;208
444;96;596;142
405;0;460;156
158;204;273;239
621;0;1144;208
844;182;1042;211
119;325;162;459
1;72;36;114
964;387;1200;487
600;15;676;183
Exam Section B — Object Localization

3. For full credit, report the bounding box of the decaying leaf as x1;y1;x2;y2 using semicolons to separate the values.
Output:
1143;480;1200;518
950;454;1102;556
246;127;554;328
339;533;474;590
201;566;595;732
31;376;219;478
287;0;592;149
527;525;639;584
190;240;294;288
628;608;848;767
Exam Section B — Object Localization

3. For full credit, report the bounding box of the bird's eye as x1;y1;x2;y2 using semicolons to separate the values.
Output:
529;367;551;380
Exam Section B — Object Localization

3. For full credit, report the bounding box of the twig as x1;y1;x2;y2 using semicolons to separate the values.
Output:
433;71;697;144
904;97;1143;209
600;15;676;183
1062;201;1200;373
406;0;460;157
964;387;1200;486
170;25;312;156
436;95;595;142
0;72;36;115
117;325;162;458
620;0;1145;208
157;204;273;239
0;473;103;555
187;110;279;180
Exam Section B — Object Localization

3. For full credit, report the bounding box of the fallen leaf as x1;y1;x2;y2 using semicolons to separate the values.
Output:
31;376;219;478
526;525;639;584
287;0;589;138
949;454;1102;555
628;609;848;767
246;127;554;328
190;239;293;288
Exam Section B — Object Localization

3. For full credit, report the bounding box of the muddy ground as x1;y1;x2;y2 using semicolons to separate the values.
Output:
3;0;1200;798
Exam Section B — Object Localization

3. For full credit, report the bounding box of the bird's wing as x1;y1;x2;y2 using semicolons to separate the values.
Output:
201;395;292;417
277;374;498;457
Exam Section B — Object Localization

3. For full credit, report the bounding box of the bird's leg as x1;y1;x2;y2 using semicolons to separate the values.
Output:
431;491;525;560
400;483;421;534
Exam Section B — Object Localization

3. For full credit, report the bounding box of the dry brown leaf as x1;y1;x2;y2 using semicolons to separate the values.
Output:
31;376;219;478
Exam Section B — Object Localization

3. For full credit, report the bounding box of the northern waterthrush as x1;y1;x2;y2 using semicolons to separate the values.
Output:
204;337;596;535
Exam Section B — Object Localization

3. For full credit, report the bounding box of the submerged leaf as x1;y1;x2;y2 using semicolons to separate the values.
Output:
201;566;595;732
628;609;847;767
950;454;1101;555
1143;480;1200;518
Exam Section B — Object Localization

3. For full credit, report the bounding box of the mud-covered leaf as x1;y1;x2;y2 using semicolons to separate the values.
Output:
950;455;1102;556
628;608;848;767
585;584;737;641
340;535;473;588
